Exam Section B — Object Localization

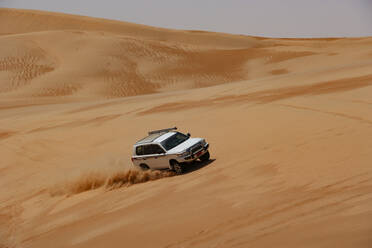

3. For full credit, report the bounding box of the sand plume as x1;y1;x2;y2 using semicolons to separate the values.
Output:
50;169;175;196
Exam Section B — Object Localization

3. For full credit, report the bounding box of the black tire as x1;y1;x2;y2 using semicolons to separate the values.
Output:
199;151;210;162
170;160;183;174
139;163;150;171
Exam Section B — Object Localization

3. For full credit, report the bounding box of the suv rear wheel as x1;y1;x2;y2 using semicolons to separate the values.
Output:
139;163;150;170
170;160;183;174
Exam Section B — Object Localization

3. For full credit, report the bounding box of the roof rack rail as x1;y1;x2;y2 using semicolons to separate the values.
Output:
148;127;177;135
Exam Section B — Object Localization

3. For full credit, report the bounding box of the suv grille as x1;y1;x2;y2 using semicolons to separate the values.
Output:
191;143;203;154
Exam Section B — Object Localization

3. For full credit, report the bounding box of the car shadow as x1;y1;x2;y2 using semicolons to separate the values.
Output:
182;159;216;174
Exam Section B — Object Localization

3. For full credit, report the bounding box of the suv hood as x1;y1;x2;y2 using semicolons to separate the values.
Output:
167;138;202;154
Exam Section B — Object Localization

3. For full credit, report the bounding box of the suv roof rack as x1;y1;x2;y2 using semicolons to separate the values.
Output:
135;127;177;145
148;127;177;135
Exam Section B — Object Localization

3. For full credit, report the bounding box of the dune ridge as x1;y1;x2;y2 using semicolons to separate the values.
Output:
0;8;261;48
2;8;371;102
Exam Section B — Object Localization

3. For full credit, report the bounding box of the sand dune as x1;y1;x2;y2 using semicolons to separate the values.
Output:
0;8;261;49
1;8;372;248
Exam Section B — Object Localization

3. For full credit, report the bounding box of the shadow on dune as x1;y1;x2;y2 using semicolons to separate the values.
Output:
182;159;216;174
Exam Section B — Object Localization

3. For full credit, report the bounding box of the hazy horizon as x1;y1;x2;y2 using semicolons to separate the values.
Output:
1;0;372;38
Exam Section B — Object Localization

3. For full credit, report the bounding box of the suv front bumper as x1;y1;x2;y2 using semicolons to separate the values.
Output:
182;143;209;162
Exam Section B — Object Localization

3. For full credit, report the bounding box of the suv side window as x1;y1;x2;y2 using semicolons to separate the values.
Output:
152;144;165;154
136;145;144;155
141;144;164;155
143;145;153;155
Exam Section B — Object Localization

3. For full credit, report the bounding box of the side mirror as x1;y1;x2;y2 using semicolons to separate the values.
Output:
187;133;191;137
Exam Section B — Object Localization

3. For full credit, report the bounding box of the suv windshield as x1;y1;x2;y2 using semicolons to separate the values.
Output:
161;132;189;151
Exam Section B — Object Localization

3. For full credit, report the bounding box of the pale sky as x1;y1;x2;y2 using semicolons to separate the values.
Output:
1;0;371;37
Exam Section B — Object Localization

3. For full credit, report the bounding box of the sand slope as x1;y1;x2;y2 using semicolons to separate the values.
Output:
1;8;372;248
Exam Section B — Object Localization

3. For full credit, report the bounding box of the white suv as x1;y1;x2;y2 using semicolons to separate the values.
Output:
131;127;210;174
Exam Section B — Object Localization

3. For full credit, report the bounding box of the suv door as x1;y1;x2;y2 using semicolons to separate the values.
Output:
137;144;165;169
149;144;167;169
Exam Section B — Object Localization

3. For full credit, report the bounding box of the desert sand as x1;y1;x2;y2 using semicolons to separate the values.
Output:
0;8;372;248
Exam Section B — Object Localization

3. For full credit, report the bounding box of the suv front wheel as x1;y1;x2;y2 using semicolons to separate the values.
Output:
170;160;183;174
199;151;210;162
